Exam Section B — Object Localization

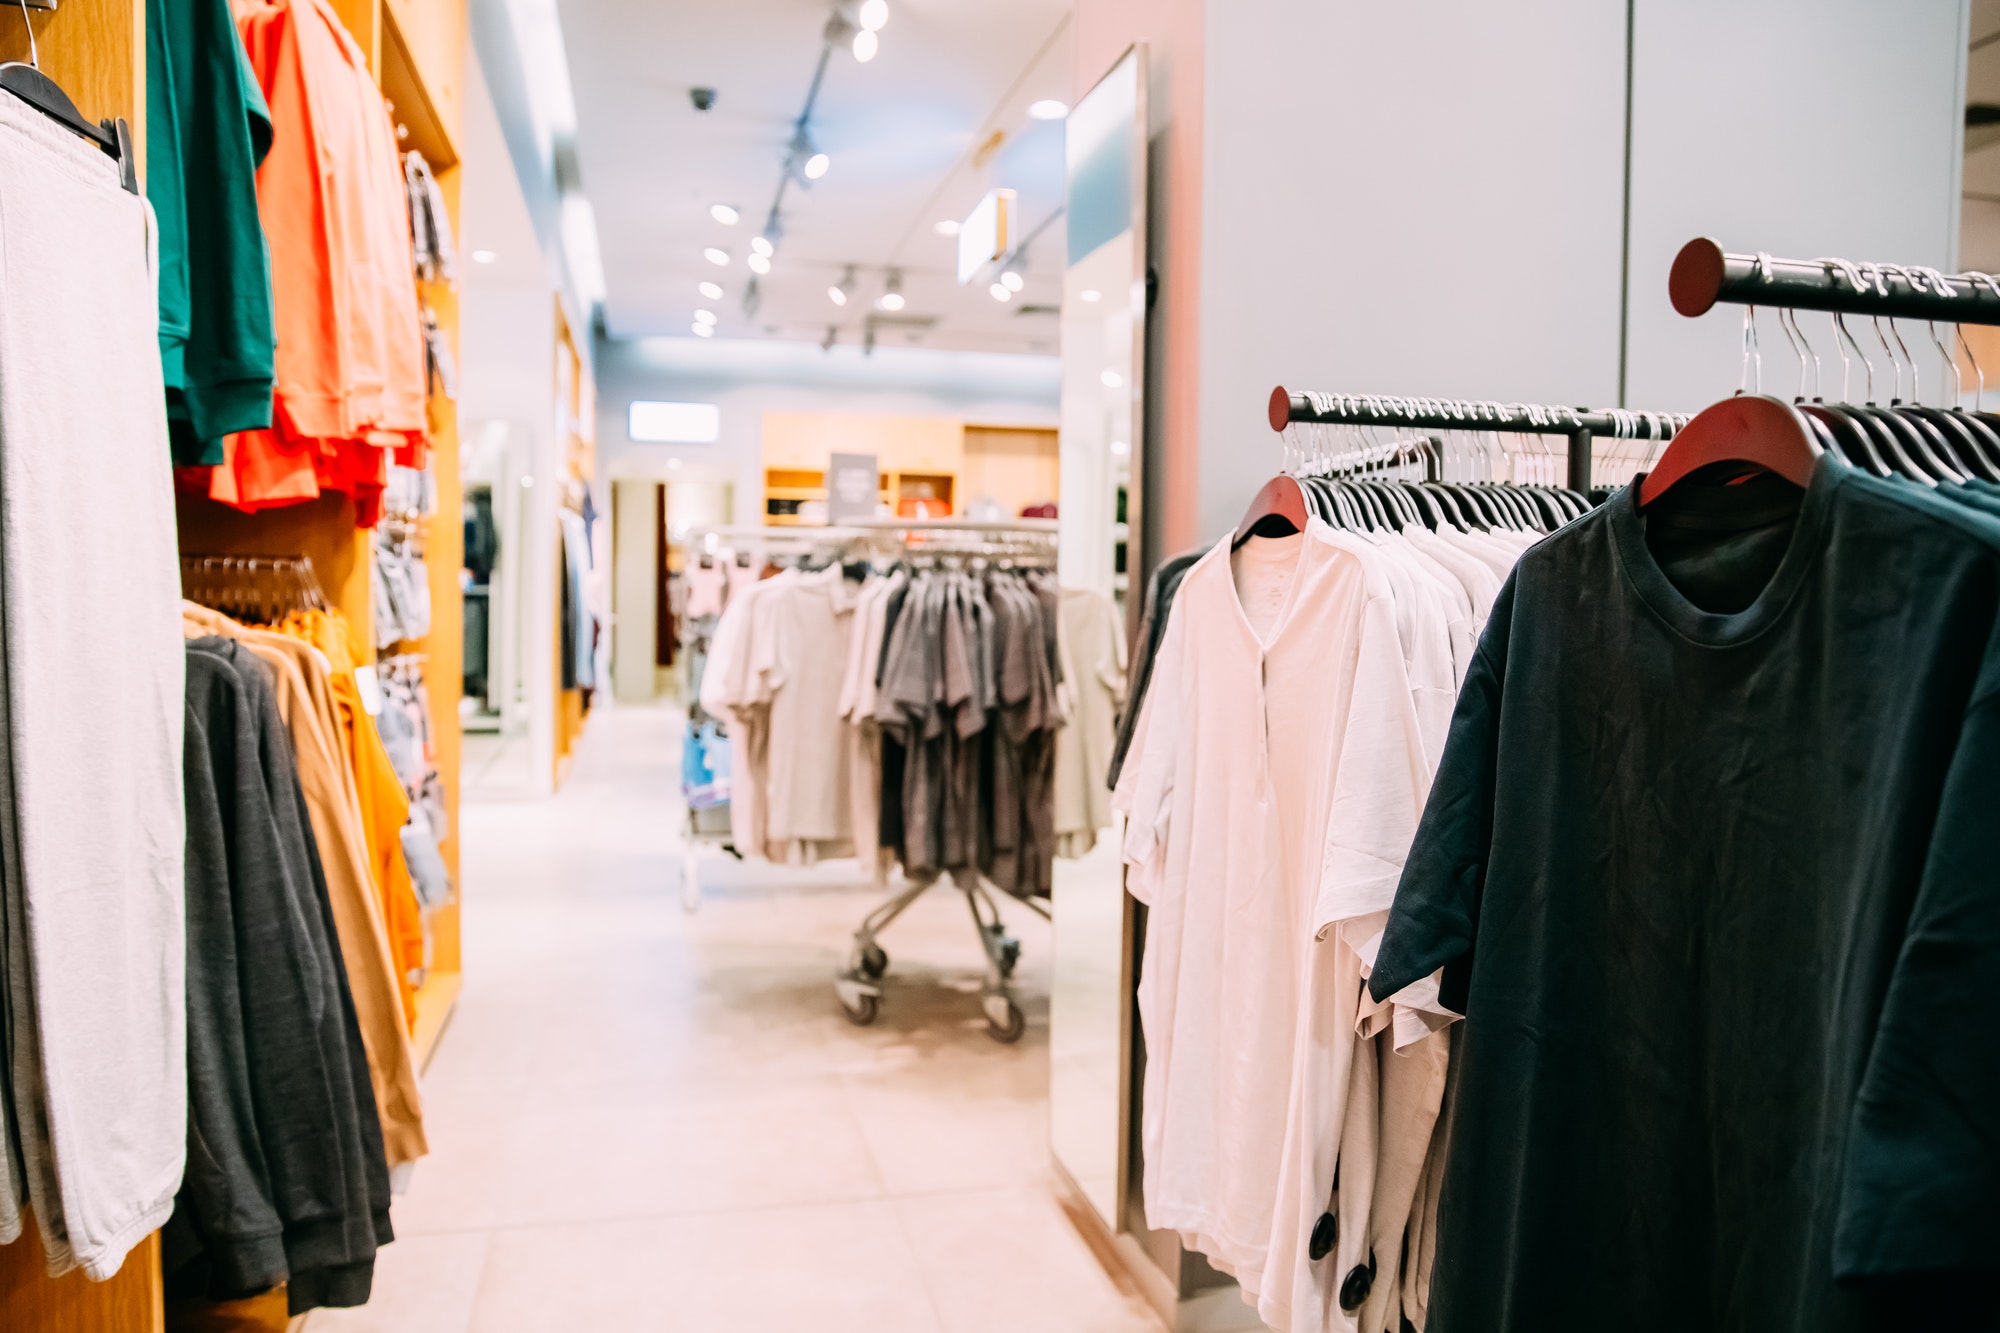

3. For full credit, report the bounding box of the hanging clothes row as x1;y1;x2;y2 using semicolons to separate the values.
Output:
173;631;394;1314
163;0;437;526
1366;246;2000;1333
1114;393;1682;1333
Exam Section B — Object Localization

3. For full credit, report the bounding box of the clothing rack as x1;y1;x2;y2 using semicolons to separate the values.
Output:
1668;237;2000;324
180;553;330;623
1269;387;1689;493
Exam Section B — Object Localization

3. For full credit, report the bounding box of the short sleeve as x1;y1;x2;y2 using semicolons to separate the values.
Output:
1834;689;2000;1281
1118;601;1185;906
1367;579;1514;1011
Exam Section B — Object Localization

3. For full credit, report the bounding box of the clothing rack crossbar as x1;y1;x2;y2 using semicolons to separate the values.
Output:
1269;386;1686;492
1669;237;2000;325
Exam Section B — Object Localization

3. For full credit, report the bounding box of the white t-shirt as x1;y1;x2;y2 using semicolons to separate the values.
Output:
1121;520;1432;1332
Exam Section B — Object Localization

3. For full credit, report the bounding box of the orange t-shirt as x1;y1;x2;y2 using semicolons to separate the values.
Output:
222;0;426;522
278;608;426;1028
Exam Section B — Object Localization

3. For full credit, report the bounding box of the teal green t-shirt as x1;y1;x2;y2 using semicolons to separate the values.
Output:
147;0;277;467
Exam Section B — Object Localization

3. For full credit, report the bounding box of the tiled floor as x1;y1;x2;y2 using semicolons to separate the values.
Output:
309;701;1161;1332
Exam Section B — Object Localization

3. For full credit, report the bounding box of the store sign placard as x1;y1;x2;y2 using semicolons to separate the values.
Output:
957;189;1014;285
827;452;880;523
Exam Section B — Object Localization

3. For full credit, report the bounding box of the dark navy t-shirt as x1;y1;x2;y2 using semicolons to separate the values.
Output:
1372;457;2000;1332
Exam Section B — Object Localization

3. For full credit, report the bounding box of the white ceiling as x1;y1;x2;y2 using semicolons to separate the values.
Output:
557;0;1074;355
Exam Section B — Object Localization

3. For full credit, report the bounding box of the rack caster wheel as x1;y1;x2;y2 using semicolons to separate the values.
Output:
997;937;1020;978
984;996;1026;1044
860;943;889;980
840;990;879;1026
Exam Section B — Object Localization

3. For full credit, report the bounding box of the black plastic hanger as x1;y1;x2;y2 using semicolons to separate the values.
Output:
0;51;137;194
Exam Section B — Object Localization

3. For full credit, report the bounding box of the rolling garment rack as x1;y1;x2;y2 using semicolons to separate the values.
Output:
828;517;1060;1044
681;517;1062;1041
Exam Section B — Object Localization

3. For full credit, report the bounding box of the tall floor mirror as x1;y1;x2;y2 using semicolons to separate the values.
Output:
1050;43;1146;1234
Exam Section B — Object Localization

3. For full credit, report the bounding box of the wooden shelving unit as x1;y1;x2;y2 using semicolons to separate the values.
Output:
0;0;467;1324
762;466;958;524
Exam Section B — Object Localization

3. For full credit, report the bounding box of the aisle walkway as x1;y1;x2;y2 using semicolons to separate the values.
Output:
311;702;1157;1332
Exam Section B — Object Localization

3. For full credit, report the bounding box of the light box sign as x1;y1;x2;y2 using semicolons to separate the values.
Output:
628;400;720;444
956;188;1014;285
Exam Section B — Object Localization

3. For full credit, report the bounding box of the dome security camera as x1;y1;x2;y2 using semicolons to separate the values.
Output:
690;87;717;113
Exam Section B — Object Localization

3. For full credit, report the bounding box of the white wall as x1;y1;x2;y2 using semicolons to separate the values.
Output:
1197;0;1629;542
1188;0;1967;544
1623;0;1967;412
594;336;1063;514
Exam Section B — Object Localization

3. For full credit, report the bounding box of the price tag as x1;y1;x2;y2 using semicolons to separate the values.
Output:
354;664;386;716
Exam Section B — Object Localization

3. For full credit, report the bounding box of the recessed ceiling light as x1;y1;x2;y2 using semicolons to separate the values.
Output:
1110;439;1130;455
804;152;830;180
709;203;740;225
852;28;878;62
704;247;730;266
859;0;888;30
747;253;771;275
751;235;774;258
693;309;717;325
990;282;1012;302
472;249;499;264
667;458;683;470
1079;289;1101;303
698;281;723;300
692;322;715;338
1001;270;1024;292
1101;369;1123;388
934;219;959;237
1027;99;1069;121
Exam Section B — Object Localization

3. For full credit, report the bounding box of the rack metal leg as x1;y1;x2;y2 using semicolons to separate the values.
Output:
834;871;1032;1042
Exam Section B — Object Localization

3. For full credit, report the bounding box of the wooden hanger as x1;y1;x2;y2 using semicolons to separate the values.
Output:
1230;474;1309;550
1637;394;1819;508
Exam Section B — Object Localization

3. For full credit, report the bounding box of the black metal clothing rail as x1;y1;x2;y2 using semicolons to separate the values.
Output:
1669;238;2000;325
1268;386;1687;492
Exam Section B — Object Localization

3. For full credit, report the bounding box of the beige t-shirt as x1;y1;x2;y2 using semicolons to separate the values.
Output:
755;568;862;851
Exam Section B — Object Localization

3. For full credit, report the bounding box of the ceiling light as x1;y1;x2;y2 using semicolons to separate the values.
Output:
667;458;683;470
934;219;959;237
788;127;828;187
821;325;838;352
990;282;1012;302
1027;99;1069;120
751;235;774;258
859;0;888;31
709;203;740;225
699;281;723;300
691;322;715;338
877;269;905;312
1101;369;1123;388
1000;270;1024;292
694;309;717;325
704;247;730;266
1110;439;1130;456
828;286;848;307
829;265;856;307
1079;289;1101;303
471;249;499;264
747;252;771;275
852;28;877;61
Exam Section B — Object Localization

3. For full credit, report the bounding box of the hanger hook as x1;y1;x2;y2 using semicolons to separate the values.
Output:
13;0;39;69
1833;313;1871;403
1925;320;1961;409
1740;306;1762;396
